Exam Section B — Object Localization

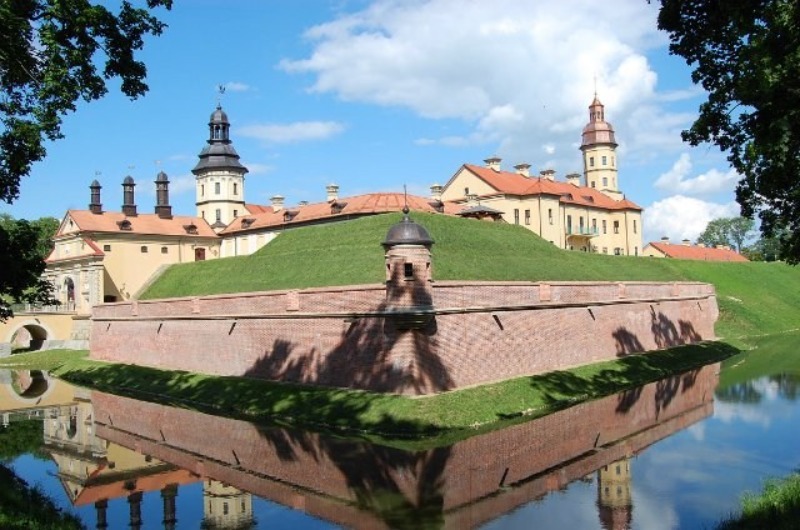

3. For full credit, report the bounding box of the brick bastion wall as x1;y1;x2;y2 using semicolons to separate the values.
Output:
90;280;718;395
90;362;718;528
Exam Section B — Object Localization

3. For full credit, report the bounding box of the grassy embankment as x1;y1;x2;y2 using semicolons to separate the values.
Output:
4;213;799;446
716;473;800;530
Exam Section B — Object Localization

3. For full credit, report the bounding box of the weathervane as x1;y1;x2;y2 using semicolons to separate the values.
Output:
403;184;409;215
217;84;226;106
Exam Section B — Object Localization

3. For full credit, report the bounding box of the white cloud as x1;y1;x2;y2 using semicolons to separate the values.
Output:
223;81;252;92
643;195;739;244
237;121;346;143
165;174;196;195
655;153;739;195
241;162;274;175
280;0;672;167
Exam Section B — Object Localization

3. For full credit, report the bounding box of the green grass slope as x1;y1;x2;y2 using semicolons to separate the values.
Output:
141;212;800;339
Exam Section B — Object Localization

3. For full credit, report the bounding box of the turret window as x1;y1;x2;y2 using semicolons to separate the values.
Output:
589;157;595;167
201;184;205;196
233;183;238;195
215;182;220;195
602;177;608;187
602;156;607;165
215;209;221;222
633;220;638;233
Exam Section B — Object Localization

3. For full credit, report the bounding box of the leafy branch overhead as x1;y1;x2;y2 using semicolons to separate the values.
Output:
0;0;172;203
656;0;800;264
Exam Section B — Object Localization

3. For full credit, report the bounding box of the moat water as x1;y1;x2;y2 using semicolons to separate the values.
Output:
1;332;799;529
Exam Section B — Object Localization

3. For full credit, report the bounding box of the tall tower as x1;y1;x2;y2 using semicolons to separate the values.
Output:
193;104;248;230
580;96;621;199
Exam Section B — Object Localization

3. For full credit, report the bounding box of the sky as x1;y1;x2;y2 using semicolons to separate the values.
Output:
5;0;744;245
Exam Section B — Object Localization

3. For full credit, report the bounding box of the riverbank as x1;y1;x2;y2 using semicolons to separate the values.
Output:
0;340;738;449
716;473;800;530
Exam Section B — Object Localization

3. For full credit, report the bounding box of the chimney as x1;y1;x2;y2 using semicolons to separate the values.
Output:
465;193;478;206
514;163;531;177
661;236;670;244
89;180;103;214
697;242;706;248
270;195;285;212
484;156;502;172
682;238;691;246
298;200;309;207
566;172;581;187
121;176;137;217
540;169;556;181
326;183;339;202
154;171;172;219
430;183;443;201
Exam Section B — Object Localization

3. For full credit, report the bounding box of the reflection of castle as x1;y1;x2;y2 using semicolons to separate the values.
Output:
598;457;633;530
203;479;255;529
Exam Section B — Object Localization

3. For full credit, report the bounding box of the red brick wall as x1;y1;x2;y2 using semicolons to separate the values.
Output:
90;281;718;395
90;362;717;528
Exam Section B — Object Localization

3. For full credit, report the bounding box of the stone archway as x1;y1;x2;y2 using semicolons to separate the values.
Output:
6;321;53;351
11;370;50;399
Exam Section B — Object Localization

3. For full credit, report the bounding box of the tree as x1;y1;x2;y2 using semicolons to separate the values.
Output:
0;0;172;204
656;0;800;264
0;215;60;321
698;216;755;252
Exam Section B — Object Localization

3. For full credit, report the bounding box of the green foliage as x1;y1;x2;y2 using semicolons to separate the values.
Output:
717;473;800;530
698;217;755;252
0;214;59;321
0;419;44;461
0;463;84;529
657;0;800;263
142;212;800;340
0;0;172;204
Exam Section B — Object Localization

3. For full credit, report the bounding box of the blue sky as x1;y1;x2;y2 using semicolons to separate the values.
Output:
6;0;743;244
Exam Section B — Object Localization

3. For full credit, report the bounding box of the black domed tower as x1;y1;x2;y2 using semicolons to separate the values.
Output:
382;208;435;320
192;104;249;229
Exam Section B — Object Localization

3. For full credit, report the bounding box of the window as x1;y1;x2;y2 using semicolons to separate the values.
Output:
634;246;639;256
589;157;595;167
602;155;607;165
233;209;238;218
591;181;595;188
140;246;148;253
612;156;616;167
633;220;638;234
215;182;220;195
215;209;221;222
201;210;205;219
602;247;608;254
161;246;168;254
233;183;238;195
602;177;608;187
603;220;607;234
404;263;414;279
567;215;572;233
592;218;597;233
464;187;470;196
579;217;585;232
613;220;620;234
103;244;111;252
524;209;530;225
614;247;622;255
514;209;520;224
201;184;205;196
548;208;553;224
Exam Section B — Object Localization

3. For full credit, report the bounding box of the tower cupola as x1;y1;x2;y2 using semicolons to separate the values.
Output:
580;95;621;197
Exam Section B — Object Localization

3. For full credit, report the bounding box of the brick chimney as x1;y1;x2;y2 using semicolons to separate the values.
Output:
661;236;670;244
326;183;339;202
540;169;556;181
89;180;103;214
566;173;581;187
484;156;502;172
430;183;443;201
514;163;531;177
682;238;691;246
154;171;172;219
121;176;137;217
270;195;285;212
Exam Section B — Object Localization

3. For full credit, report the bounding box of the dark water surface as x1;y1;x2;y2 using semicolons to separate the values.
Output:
1;333;799;529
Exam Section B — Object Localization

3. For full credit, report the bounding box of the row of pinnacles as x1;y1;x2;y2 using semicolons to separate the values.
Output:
88;172;175;219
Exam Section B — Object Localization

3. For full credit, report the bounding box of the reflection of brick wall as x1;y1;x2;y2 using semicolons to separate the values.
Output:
90;281;718;395
90;362;718;528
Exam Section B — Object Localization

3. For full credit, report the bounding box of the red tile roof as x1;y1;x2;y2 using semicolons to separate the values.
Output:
222;192;457;234
59;210;218;238
646;242;749;262
460;164;643;211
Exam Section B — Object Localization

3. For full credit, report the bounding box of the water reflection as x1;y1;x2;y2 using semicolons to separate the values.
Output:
0;362;720;529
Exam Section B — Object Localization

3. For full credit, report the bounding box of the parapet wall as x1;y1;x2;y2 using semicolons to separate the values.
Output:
90;281;718;395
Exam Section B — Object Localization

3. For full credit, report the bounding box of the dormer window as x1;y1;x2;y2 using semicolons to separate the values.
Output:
241;218;255;228
283;210;299;222
330;201;347;214
116;219;132;231
183;223;198;235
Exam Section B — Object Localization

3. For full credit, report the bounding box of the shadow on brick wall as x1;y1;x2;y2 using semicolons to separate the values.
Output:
244;272;454;394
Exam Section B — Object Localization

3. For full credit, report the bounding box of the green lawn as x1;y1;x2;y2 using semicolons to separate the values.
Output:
717;473;800;530
141;212;800;341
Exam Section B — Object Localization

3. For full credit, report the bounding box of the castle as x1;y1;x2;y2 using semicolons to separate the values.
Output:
43;96;642;315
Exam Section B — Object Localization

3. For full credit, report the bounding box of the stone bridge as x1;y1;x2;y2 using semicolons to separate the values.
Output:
0;311;89;356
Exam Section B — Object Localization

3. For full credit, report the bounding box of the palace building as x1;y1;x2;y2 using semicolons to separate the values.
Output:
42;95;645;314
